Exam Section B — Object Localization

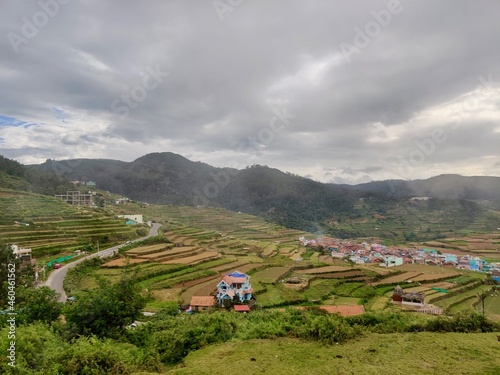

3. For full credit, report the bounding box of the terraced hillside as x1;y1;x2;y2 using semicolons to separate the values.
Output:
64;201;499;320
0;188;138;258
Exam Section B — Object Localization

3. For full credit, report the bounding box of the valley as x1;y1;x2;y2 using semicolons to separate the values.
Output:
1;155;500;374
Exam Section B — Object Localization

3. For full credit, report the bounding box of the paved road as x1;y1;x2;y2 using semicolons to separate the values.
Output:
45;223;162;302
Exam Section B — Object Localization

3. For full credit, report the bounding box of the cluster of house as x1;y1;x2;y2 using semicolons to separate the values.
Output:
70;180;96;187
299;236;500;276
115;197;131;205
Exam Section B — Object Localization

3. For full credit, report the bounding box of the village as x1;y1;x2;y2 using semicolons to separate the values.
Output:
299;235;500;281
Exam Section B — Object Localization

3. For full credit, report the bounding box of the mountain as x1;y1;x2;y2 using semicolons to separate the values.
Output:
0;155;72;195
36;153;361;231
33;153;500;237
354;174;500;207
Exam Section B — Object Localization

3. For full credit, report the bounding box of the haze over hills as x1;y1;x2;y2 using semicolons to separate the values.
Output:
36;152;360;231
28;152;500;237
36;152;500;203
353;174;500;206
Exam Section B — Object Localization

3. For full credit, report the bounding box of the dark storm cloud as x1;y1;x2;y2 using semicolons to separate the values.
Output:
0;0;499;181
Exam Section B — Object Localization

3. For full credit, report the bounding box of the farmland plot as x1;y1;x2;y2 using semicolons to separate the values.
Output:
370;271;422;286
296;265;352;274
251;267;289;284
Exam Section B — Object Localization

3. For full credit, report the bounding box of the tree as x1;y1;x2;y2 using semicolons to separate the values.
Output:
64;272;147;338
16;286;62;324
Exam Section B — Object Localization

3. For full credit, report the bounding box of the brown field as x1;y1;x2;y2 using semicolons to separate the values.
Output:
183;238;197;246
208;260;248;272
137;246;199;259
412;271;458;282
151;288;181;301
312;271;365;279
397;264;456;274
161;251;219;265
181;278;219;303
468;243;496;251
318;255;334;263
370;271;422;286
296;265;352;274
252;266;289;283
102;258;148;267
172;274;220;289
126;243;170;255
228;263;262;274
358;264;393;275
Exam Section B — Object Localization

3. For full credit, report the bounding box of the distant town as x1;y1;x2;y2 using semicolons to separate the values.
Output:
299;236;500;282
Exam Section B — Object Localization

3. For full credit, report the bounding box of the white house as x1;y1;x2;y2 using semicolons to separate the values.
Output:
11;245;33;264
216;271;253;306
118;214;143;224
380;256;403;267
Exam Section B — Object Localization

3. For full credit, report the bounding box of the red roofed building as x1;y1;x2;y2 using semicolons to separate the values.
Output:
233;305;251;313
216;271;253;306
189;296;216;312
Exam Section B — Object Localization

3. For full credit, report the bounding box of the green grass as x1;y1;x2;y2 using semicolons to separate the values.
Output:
484;292;500;319
168;333;500;375
302;279;341;301
323;296;362;305
250;266;289;284
0;188;137;256
257;284;303;307
434;285;493;311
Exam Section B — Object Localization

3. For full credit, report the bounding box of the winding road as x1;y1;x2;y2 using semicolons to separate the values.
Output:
45;223;162;302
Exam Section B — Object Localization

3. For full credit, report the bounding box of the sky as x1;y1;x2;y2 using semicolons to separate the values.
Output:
0;0;499;184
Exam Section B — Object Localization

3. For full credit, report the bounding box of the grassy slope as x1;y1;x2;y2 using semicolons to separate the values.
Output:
327;197;500;244
168;333;500;375
0;188;137;258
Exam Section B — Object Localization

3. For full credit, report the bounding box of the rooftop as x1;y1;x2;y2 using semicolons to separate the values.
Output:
190;296;216;307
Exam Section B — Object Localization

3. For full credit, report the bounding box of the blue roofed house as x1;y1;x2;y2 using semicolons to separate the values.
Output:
444;254;458;264
216;271;253;306
469;257;486;271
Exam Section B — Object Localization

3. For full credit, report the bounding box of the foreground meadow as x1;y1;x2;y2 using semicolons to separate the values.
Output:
169;333;500;375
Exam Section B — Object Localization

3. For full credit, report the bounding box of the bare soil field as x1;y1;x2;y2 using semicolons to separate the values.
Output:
370;271;422;286
102;258;148;267
296;265;352;274
161;251;219;265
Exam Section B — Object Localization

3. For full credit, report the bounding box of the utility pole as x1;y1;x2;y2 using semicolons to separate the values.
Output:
478;292;487;318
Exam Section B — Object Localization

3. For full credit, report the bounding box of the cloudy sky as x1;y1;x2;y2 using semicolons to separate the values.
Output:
1;0;499;184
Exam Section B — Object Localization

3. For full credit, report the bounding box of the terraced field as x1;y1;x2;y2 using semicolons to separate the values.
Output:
417;231;500;258
55;200;499;320
0;188;138;257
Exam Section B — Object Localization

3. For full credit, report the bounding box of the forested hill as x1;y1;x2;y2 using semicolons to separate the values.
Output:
36;152;361;231
31;153;500;234
0;155;72;195
353;174;500;207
